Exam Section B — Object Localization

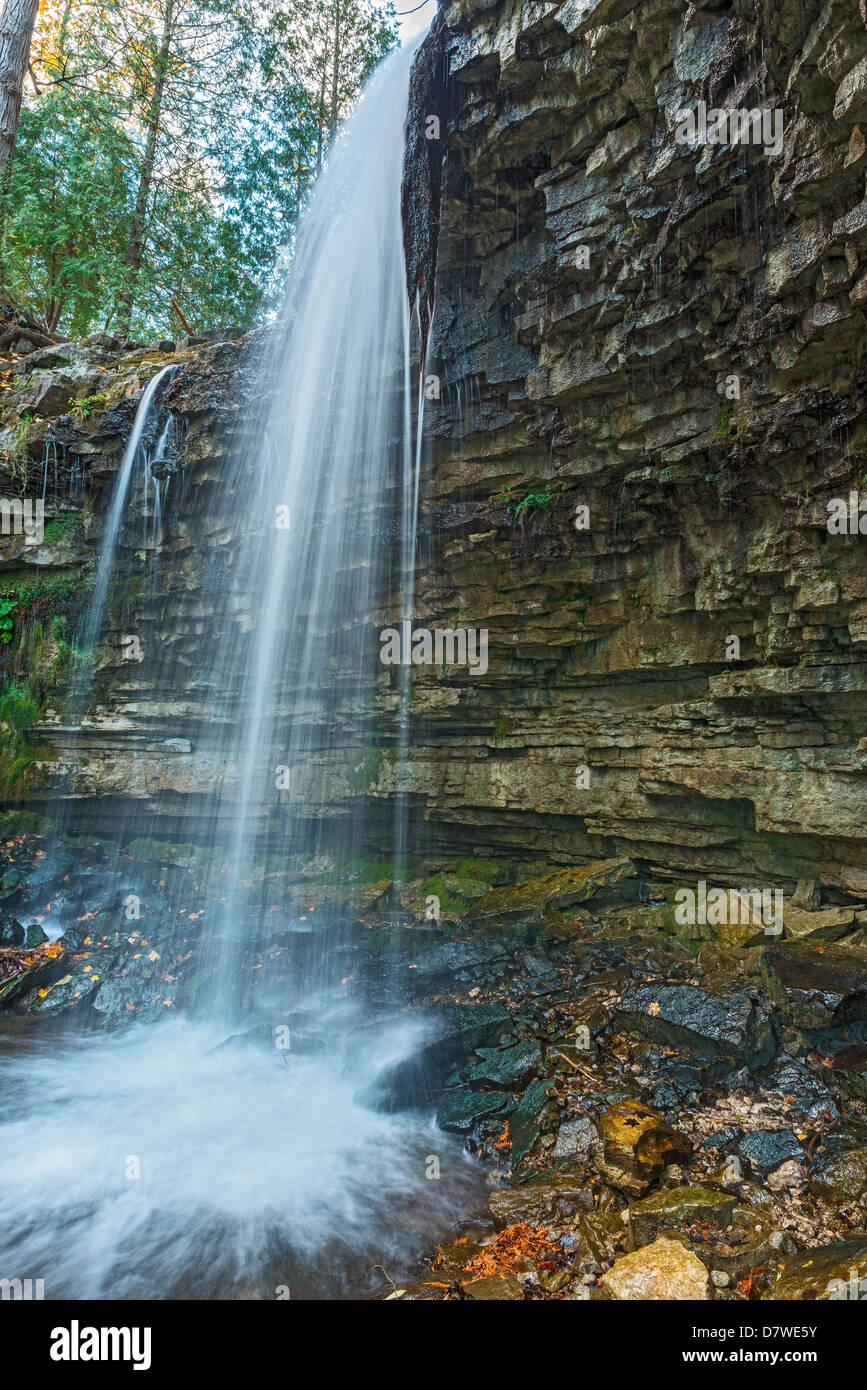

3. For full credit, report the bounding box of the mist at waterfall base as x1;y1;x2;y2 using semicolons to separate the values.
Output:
0;37;489;1299
0;1008;485;1299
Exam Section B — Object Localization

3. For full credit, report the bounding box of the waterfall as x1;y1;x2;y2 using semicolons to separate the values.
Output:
166;29;427;1016
55;361;179;739
0;36;488;1300
80;364;178;660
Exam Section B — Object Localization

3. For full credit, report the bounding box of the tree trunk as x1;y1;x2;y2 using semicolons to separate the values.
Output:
114;0;175;338
314;50;328;173
328;0;341;138
0;0;39;173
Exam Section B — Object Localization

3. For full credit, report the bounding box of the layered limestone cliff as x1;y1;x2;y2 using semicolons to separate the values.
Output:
401;0;867;898
1;0;866;902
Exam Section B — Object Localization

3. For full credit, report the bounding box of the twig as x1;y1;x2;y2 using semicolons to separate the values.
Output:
555;1050;596;1083
370;1263;400;1296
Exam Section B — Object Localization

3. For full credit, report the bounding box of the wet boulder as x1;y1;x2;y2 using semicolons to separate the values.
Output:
827;1043;867;1099
808;1147;867;1203
18;955;107;1014
466;857;636;926
359;1000;512;1112
23;922;48;949
464;1040;542;1088
601;1235;711;1300
90;974;166;1026
763;1242;867;1300
509;1078;557;1168
737;1129;806;1174
358;925;529;1002
579;1211;629;1266
436;1088;512;1134
0;865;28;899
782;905;858;940
615;982;777;1075
757;1054;838;1119
0;916;25;946
596;1100;692;1196
489;1173;595;1231
461;1271;523;1300
760;940;867;1030
552;1115;600;1163
627;1186;737;1248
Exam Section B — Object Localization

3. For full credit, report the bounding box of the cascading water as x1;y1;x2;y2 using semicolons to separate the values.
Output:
0;35;488;1299
195;28;424;1011
77;363;178;674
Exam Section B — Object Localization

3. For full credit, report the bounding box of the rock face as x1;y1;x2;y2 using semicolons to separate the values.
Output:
1;0;867;903
398;0;867;895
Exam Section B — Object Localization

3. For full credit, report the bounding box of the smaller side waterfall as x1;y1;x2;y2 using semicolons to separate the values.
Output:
81;364;178;659
58;362;179;737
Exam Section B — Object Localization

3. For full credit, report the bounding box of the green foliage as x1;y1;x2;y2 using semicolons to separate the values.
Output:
72;394;107;419
337;855;393;883
6;747;43;787
0;809;47;834
1;567;91;611
3;87;138;336
0;598;16;644
8;413;33;492
713;404;735;439
350;744;390;793
41;515;83;546
3;0;399;338
500;483;559;520
455;857;507;884
421;873;467;916
0;681;40;736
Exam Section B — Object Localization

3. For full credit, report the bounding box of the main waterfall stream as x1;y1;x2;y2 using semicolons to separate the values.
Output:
0;35;489;1299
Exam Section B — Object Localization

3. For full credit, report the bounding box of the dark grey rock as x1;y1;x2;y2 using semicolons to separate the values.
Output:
510;1078;556;1167
617;983;777;1073
737;1129;806;1173
465;1040;542;1088
436;1088;512;1134
0;916;25;946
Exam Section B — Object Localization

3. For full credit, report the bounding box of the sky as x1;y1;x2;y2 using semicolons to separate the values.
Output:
397;0;436;42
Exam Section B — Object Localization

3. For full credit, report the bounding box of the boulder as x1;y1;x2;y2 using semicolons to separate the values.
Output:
489;1173;595;1230
467;858;636;925
627;1185;737;1248
461;1271;523;1300
828;1044;867;1098
510;1078;557;1167
763;1242;867;1300
362;1001;511;1110
809;1147;867;1203
0;916;25;947
436;1088;512;1134
552;1115;600;1162
596;1100;692;1196
464;1040;542;1088
601;1236;711;1300
783;905;857;940
737;1129;806;1174
616;982;777;1073
760;941;867;1030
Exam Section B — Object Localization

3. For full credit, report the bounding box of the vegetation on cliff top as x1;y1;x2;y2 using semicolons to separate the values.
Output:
0;0;398;340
